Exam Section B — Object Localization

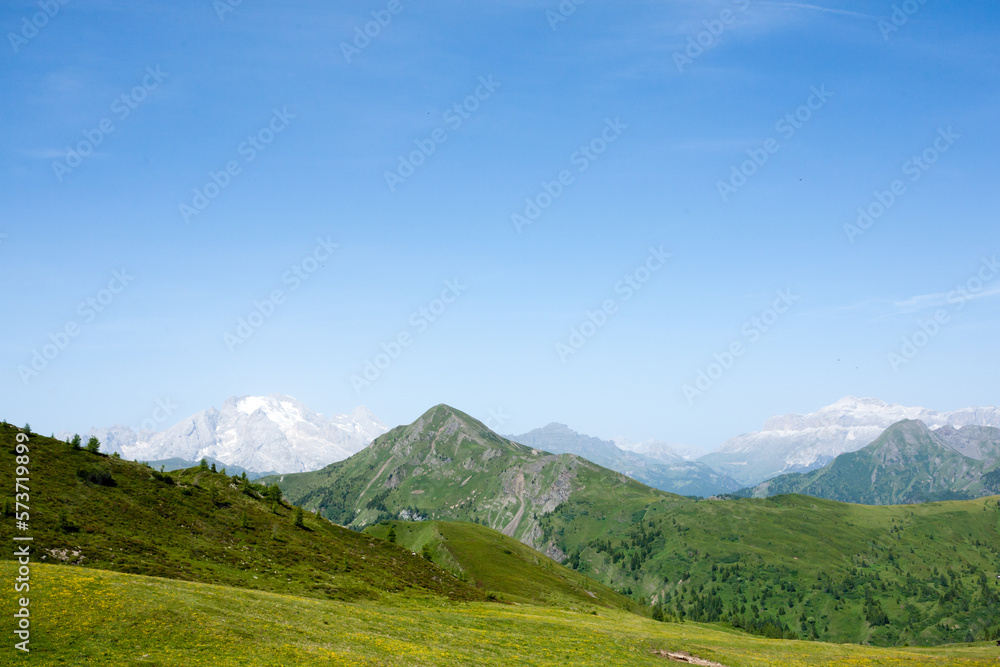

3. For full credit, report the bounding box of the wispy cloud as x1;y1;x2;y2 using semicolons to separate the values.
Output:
760;2;877;21
890;285;1000;315
810;284;1000;323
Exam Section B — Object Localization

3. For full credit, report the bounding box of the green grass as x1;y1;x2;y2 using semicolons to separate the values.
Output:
0;424;482;603
363;520;642;612
548;493;1000;645
266;404;677;547
4;562;995;666
269;406;1000;647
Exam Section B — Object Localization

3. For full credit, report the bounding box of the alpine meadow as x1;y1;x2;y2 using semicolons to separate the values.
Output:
4;1;1000;665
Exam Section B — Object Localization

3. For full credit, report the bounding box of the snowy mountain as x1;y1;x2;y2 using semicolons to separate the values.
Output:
68;394;387;474
698;396;1000;486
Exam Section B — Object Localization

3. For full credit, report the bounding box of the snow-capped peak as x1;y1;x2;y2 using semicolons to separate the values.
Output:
75;395;388;474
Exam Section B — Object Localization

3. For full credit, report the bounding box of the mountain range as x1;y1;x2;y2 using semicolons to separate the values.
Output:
68;393;1000;496
269;404;1000;646
64;394;387;474
739;420;1000;504
698;396;1000;486
265;404;669;560
508;423;739;497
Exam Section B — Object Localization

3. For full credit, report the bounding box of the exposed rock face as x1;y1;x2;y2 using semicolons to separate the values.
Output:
272;404;668;556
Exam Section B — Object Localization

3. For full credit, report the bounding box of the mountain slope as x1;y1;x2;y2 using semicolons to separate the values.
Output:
510;423;740;497
13;564;995;667
269;405;673;558
67;394;387;474
740;420;1000;504
699;396;1000;486
547;493;1000;646
364;520;642;612
269;406;1000;646
0;422;480;603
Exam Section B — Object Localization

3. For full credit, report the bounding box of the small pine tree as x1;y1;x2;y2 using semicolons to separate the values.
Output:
71;434;82;450
23;423;31;434
199;458;209;471
210;462;217;473
85;436;101;454
421;543;433;561
387;526;397;543
266;484;282;504
652;605;664;622
220;468;226;476
293;506;304;528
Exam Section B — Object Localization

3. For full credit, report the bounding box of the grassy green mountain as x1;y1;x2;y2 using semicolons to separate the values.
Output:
547;493;1000;646
739;420;1000;504
509;422;740;497
0;422;482;603
6;561;997;666
274;407;1000;647
267;404;670;559
363;519;641;612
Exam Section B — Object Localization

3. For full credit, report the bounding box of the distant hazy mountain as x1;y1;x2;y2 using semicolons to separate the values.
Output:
699;396;1000;486
739;420;1000;504
509;423;739;497
612;437;703;462
66;394;387;474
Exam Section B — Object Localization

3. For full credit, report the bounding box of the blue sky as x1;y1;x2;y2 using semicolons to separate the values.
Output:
2;0;998;450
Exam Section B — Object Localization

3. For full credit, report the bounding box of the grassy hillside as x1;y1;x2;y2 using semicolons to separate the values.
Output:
364;520;641;613
271;407;1000;646
546;493;1000;646
269;405;671;557
0;423;482;603
741;420;1000;504
5;562;996;666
